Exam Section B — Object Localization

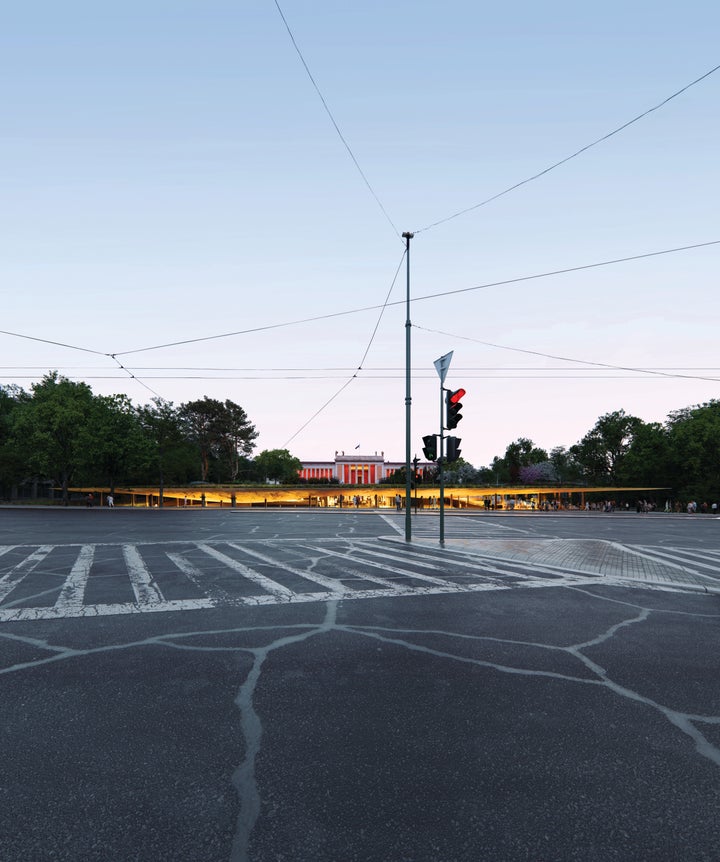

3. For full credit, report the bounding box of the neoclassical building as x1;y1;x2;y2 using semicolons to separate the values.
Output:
299;451;431;485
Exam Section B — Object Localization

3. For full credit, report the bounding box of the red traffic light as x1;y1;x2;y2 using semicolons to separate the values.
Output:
448;388;466;404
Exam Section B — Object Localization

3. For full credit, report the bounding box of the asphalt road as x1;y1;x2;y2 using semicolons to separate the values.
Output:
1;509;718;861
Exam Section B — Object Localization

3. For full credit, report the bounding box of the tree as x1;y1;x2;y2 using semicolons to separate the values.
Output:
570;410;643;485
11;373;97;503
219;399;259;481
518;461;557;484
90;394;147;494
251;449;302;484
502;438;548;483
180;397;257;482
0;385;28;498
617;421;672;490
137;399;186;506
664;401;720;500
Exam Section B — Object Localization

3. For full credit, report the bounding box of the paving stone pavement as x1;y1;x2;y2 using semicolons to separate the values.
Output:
415;537;720;592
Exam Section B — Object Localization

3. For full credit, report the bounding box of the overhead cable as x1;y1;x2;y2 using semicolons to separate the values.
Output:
416;62;720;234
414;325;720;383
110;238;719;356
272;0;400;238
283;249;406;446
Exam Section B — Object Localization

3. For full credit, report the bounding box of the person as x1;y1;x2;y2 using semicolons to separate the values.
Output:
107;494;114;508
86;492;94;508
395;493;402;511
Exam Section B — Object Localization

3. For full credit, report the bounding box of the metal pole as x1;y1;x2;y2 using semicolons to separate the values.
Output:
439;385;446;545
403;231;414;542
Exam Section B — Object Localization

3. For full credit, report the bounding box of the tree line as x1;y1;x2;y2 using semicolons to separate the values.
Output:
436;405;720;504
0;372;302;503
2;372;720;504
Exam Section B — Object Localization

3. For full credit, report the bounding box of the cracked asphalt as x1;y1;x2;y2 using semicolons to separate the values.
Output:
1;509;719;861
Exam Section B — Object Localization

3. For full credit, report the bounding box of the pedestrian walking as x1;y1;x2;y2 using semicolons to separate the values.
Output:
107;494;114;508
395;493;402;511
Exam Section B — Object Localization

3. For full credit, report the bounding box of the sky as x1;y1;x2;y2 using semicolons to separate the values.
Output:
2;0;719;466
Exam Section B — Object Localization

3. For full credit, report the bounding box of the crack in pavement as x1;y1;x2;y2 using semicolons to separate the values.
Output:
0;586;718;859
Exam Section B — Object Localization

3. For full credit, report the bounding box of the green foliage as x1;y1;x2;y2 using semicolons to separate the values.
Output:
664;401;720;500
4;368;720;507
251;449;302;484
570;410;643;484
10;372;96;502
180;397;258;482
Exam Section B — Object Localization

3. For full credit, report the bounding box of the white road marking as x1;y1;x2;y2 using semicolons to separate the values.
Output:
54;545;95;613
0;545;53;603
123;545;165;605
2;536;693;624
0;575;605;622
299;543;465;588
166;552;232;606
198;543;295;599
226;542;345;594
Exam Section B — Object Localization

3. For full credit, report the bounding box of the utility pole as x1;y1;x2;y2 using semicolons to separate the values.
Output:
433;351;454;546
403;231;414;542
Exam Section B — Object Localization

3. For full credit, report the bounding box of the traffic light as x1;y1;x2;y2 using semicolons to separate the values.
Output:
422;434;438;461
445;388;465;430
446;436;462;463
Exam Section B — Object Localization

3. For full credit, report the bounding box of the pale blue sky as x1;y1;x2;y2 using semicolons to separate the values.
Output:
2;1;719;464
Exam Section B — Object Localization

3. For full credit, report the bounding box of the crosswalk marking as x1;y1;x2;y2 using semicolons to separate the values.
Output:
0;544;53;603
166;552;232;606
300;543;462;588
1;536;713;624
55;545;95;613
630;545;720;580
197;543;295;599
123;545;165;606
226;542;346;594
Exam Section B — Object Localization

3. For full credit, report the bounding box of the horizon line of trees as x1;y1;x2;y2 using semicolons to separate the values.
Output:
0;373;302;504
3;372;720;503
412;403;720;503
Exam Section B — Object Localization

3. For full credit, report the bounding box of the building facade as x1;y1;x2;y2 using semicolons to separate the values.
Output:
299;452;430;484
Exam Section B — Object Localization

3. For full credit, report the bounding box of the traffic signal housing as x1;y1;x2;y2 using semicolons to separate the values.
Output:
446;436;462;463
422;434;438;461
445;388;465;430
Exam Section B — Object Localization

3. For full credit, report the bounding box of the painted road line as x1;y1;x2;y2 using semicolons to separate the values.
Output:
0;545;53;603
54;545;95;613
166;551;233;606
0;579;541;622
0;597;217;622
226;543;346;594
198;544;295;599
298;544;461;588
634;545;720;573
622;545;720;581
123;545;165;605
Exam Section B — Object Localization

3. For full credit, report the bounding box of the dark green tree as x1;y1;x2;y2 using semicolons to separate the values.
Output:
570;410;643;485
0;385;28;498
180;397;257;482
90;394;147;494
251;449;302;484
664;401;720;501
137;399;187;506
11;372;96;503
502;438;548;483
